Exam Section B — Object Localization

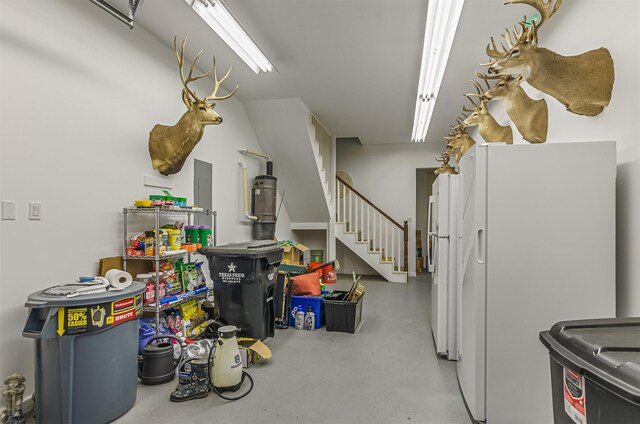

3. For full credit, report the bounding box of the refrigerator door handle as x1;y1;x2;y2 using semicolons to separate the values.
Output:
476;228;485;264
427;196;435;272
430;237;438;274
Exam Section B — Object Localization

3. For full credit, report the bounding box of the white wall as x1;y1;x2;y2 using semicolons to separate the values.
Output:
490;0;640;316
336;142;443;276
0;0;294;394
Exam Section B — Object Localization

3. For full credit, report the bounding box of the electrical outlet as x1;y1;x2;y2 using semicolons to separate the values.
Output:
29;201;42;220
2;200;16;220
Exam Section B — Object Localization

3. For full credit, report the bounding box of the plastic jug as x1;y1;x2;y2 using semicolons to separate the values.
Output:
212;326;243;392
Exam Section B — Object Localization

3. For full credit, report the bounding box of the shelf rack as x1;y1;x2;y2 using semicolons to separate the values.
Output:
122;207;217;334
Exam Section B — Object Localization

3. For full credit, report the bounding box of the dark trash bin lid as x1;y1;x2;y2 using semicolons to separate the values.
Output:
540;317;640;405
199;241;282;258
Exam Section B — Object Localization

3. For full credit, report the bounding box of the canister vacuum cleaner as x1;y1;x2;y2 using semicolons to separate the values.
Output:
239;149;283;241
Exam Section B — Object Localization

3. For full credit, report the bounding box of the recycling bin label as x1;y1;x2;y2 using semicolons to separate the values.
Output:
57;295;143;336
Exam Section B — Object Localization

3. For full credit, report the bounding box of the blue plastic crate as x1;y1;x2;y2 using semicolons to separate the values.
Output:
289;295;323;329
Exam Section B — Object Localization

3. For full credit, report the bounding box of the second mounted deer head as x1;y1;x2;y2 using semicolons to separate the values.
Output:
148;37;238;176
461;83;513;144
434;152;458;176
483;0;614;116
477;71;548;143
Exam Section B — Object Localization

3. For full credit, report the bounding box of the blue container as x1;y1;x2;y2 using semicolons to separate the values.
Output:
289;295;323;329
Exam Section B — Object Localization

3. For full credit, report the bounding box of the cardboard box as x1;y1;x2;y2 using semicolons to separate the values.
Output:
237;338;272;368
281;243;310;266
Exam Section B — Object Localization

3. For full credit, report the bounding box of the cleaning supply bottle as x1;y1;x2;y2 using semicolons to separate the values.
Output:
212;326;243;392
295;305;305;330
304;306;315;331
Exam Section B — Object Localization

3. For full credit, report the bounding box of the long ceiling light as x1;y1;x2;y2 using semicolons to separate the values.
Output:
411;0;464;142
185;0;274;74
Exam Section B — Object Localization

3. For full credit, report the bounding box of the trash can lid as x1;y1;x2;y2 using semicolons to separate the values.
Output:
198;241;282;257
25;282;145;308
540;317;640;404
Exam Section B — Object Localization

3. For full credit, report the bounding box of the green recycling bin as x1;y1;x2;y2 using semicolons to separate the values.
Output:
23;283;145;424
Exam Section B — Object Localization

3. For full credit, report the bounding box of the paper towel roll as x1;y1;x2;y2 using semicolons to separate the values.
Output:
105;269;133;290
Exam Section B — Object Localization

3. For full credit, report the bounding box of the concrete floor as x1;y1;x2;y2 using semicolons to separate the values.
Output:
116;273;469;424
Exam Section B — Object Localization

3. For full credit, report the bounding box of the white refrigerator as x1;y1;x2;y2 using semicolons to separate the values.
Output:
427;173;459;361
457;141;616;424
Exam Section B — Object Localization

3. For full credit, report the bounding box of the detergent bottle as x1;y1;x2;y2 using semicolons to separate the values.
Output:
212;326;243;392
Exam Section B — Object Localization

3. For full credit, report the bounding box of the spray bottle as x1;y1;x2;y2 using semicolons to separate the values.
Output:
304;306;315;331
295;305;305;330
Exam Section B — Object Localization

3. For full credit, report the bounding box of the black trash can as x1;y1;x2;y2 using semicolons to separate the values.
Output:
23;283;145;424
539;317;640;424
199;241;282;340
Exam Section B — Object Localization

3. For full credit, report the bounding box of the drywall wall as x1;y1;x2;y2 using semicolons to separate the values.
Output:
0;0;294;396
475;0;640;316
336;142;443;277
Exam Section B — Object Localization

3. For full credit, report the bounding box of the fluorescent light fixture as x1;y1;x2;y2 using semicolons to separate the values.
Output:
185;0;274;74
411;0;464;142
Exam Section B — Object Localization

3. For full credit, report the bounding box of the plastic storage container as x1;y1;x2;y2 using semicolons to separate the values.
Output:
539;317;640;424
310;249;324;263
199;241;282;340
22;283;145;424
289;295;323;329
323;290;364;333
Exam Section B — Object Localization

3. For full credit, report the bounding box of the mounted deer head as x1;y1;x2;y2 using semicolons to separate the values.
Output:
477;71;548;143
149;37;238;175
445;119;476;162
461;83;513;144
483;0;614;116
434;152;458;175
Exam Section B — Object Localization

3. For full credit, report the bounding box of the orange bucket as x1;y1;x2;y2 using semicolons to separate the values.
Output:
322;265;337;284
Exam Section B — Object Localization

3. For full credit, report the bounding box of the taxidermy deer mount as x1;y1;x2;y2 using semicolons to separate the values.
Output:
476;71;548;143
149;37;238;176
484;0;614;116
445;119;476;163
434;152;458;176
462;84;514;144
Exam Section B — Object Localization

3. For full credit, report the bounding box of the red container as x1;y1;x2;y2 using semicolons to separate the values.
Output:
322;265;337;284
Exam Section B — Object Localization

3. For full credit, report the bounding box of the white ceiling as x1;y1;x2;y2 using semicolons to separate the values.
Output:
121;0;546;146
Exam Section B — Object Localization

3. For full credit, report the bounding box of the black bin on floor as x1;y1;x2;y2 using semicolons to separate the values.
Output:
199;241;282;340
539;317;640;424
323;290;364;333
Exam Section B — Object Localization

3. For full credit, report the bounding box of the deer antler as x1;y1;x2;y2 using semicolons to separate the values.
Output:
435;152;450;163
175;37;210;102
204;57;239;102
504;0;562;27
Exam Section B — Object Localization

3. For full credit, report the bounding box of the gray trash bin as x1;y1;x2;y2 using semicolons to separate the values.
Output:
23;283;145;424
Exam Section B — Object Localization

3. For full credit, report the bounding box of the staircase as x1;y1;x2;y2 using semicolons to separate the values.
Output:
335;176;408;283
244;98;333;226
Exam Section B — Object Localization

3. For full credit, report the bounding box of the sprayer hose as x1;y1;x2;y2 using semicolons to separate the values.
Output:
207;340;254;401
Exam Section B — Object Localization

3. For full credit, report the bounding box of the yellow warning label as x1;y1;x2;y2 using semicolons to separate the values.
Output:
67;308;88;327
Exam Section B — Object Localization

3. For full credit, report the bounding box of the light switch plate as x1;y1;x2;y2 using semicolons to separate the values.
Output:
29;201;42;220
2;200;16;220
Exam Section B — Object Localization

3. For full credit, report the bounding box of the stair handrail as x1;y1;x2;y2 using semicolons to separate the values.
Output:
336;175;409;272
337;176;402;229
